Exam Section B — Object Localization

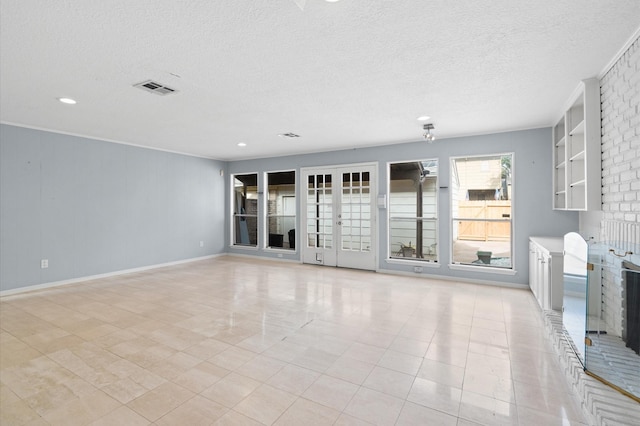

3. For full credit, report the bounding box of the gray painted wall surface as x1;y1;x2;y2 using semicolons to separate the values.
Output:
1;124;578;292
0;124;225;292
227;128;579;285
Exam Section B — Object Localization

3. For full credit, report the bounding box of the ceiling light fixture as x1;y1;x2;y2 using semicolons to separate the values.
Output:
417;115;430;121
423;123;435;143
237;143;247;147
57;97;77;104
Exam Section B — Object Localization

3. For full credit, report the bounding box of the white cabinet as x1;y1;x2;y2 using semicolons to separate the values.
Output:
529;237;564;310
552;78;601;211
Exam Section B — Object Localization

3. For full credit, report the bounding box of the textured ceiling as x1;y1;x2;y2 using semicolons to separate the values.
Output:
1;0;639;160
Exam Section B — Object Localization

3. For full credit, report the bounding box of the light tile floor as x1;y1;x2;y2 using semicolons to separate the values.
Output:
0;257;587;425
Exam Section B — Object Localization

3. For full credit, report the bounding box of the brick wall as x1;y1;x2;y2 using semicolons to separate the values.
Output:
601;36;640;223
599;35;640;336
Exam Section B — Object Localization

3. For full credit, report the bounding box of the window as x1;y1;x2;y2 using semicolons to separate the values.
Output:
265;171;296;250
232;173;258;247
451;154;513;268
388;160;438;262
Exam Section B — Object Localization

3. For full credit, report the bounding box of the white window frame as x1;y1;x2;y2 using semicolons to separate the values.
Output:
264;169;297;252
230;172;259;249
449;153;516;274
386;159;439;265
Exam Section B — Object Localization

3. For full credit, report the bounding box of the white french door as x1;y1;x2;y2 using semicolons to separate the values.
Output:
301;163;377;271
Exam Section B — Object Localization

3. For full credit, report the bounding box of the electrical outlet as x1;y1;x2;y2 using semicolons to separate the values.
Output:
277;253;283;258
199;241;204;247
41;259;49;269
413;266;423;273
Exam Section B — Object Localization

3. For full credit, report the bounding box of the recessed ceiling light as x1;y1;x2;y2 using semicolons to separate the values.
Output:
325;0;341;2
417;115;430;121
237;143;247;147
58;97;77;104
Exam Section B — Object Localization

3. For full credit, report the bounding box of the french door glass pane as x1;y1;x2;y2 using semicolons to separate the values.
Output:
308;234;332;249
307;173;334;249
340;170;371;252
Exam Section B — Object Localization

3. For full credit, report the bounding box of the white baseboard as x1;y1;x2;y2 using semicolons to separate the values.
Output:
376;267;529;290
2;253;528;298
226;253;528;289
0;254;224;298
224;252;302;264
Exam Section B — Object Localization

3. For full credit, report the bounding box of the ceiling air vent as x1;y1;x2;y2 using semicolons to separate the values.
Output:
279;133;300;138
133;80;178;96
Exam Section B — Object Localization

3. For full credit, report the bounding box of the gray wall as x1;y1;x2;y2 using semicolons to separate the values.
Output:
227;128;579;285
0;124;226;292
1;124;579;292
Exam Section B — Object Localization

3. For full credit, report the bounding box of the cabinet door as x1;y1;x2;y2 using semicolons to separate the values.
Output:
541;254;551;310
536;252;547;309
529;242;538;299
549;255;564;311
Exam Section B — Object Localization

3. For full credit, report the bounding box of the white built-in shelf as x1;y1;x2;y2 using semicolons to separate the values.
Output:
552;78;601;211
569;120;585;136
569;150;585;162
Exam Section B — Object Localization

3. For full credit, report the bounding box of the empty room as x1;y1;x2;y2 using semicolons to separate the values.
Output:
1;1;639;425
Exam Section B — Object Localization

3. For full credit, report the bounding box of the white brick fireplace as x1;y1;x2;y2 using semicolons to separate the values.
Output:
597;35;640;339
550;33;640;425
600;221;640;338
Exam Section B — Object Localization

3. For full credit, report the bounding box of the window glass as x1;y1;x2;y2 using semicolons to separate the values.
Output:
266;171;296;250
451;154;513;268
389;160;438;262
233;173;258;247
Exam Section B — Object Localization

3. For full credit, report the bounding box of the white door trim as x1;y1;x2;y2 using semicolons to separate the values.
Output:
301;162;377;271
